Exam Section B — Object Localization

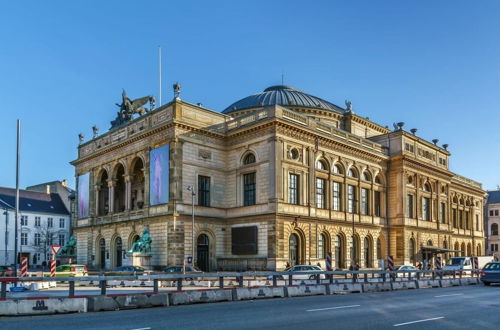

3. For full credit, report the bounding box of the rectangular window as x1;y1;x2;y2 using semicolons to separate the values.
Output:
476;214;479;231
21;215;28;226
422;197;430;221
58;234;65;246
348;185;356;213
374;191;381;217
459;210;463;229
289;174;299;205
452;209;457;228
361;188;369;215
440;202;446;223
243;173;256;206
21;233;28;246
316;178;326;209
406;194;414;218
34;233;41;246
59;218;65;228
48;217;53;228
332;182;342;211
496;210;499;216
198;175;211;207
35;216;41;227
490;210;494;216
465;212;470;230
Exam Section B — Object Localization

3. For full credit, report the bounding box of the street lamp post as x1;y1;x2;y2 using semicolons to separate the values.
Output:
351;198;357;268
187;186;195;265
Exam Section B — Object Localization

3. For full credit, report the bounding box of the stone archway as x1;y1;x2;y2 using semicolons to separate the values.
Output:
96;237;106;269
113;236;123;268
196;234;210;272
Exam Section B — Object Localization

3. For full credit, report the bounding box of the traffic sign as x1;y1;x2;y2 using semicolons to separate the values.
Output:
51;245;62;255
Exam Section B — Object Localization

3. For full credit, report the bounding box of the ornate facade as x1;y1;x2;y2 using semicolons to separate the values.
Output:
72;85;486;271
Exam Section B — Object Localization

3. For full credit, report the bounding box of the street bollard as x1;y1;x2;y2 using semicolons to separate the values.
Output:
1;281;6;299
329;274;333;284
288;274;293;286
100;280;107;295
383;272;386;282
69;281;75;297
364;273;368;283
272;275;277;287
219;277;224;289
432;271;435;280
177;278;183;291
153;279;159;293
238;276;244;288
316;274;320;284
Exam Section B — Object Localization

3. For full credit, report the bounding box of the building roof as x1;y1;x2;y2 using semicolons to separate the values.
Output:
223;85;344;114
487;190;500;204
0;187;70;215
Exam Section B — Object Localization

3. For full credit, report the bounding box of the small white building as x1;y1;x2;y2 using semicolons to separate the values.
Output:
0;187;71;267
486;190;500;261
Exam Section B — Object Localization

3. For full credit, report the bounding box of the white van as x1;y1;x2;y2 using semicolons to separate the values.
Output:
443;256;494;274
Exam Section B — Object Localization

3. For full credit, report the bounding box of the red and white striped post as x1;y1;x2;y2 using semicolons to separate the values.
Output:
50;260;56;277
387;255;394;271
20;257;28;277
326;252;333;271
435;256;442;270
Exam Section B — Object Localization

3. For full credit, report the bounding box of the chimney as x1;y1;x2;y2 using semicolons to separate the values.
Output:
46;185;50;194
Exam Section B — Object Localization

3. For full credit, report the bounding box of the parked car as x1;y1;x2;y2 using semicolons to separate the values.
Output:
393;265;418;277
0;265;15;277
54;264;88;277
480;262;500;286
275;265;325;280
164;266;202;280
105;266;151;276
443;256;494;275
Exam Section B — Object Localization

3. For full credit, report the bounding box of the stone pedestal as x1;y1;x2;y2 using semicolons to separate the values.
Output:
128;253;152;270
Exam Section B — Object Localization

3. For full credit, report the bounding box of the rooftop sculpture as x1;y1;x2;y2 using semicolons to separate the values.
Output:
110;89;155;129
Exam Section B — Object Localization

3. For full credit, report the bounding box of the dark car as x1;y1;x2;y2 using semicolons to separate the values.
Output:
106;266;151;276
480;262;500;286
164;266;202;280
0;265;15;277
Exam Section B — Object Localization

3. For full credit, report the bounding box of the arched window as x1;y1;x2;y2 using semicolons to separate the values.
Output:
423;182;431;192
375;175;382;184
363;171;371;182
364;237;372;268
376;238;382;260
491;223;499;236
317;234;327;259
97;170;109;216
335;235;345;269
427;240;433;246
289;234;300;266
243;153;256;165
333;164;343;175
409;238;416;265
454;242;460;257
316;160;327;171
348;168;357;178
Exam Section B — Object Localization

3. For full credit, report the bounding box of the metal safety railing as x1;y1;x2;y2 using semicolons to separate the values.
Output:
0;268;480;300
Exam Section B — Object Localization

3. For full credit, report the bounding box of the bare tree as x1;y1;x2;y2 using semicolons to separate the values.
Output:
31;223;57;268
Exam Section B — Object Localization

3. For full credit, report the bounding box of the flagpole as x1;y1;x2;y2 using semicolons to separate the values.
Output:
158;46;162;106
14;120;20;277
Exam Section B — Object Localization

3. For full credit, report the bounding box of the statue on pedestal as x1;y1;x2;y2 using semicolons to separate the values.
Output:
128;227;152;254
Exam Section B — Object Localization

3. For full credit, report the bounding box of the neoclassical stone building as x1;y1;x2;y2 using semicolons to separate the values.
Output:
72;85;486;271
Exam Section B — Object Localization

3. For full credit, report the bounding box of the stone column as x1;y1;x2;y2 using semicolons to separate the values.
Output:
108;179;116;214
94;184;101;216
124;175;132;211
142;167;150;208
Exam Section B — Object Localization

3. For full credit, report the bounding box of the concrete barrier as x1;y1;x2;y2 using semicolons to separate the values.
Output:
0;297;87;316
87;296;120;312
285;285;327;297
440;278;461;287
233;287;286;300
169;289;232;305
416;279;441;289
460;277;479;285
362;282;392;292
112;293;168;309
328;283;362;294
391;281;417;290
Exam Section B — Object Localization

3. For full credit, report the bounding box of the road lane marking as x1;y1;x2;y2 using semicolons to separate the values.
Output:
393;317;444;327
307;304;361;312
434;293;463;298
131;328;151;330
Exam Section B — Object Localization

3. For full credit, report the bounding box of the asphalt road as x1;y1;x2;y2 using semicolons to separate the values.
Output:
1;285;499;329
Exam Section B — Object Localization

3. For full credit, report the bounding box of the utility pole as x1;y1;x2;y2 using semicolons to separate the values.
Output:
14;120;20;276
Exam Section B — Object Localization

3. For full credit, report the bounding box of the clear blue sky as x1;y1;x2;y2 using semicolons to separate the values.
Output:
0;0;499;190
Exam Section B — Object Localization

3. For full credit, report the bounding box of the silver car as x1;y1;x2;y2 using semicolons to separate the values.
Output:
280;265;326;280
